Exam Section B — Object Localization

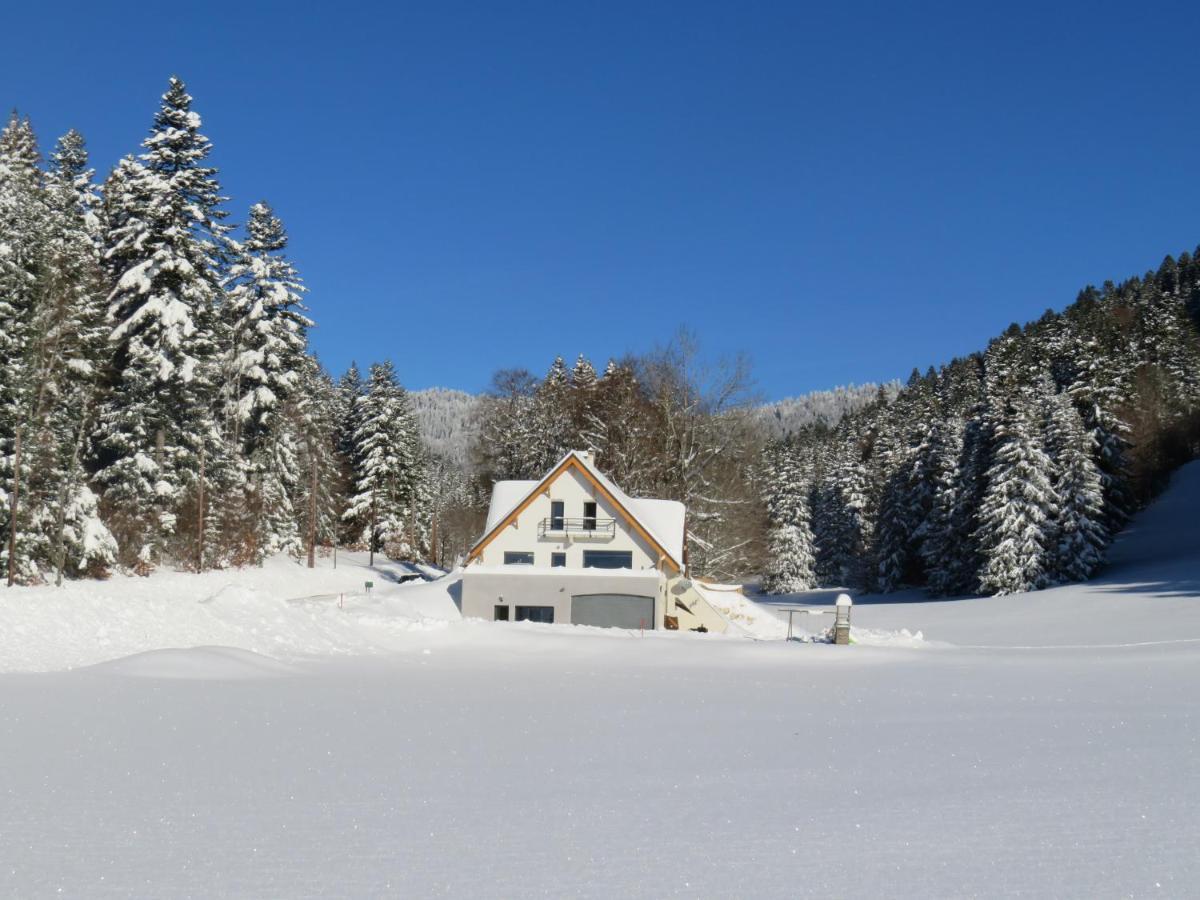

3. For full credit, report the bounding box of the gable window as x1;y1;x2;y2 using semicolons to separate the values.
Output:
583;550;633;570
550;500;565;531
551;552;566;567
504;551;534;565
583;501;598;531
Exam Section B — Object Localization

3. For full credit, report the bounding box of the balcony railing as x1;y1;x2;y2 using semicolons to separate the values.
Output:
538;517;616;539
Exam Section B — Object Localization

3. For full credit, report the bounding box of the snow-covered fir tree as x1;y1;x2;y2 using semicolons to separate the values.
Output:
92;78;231;570
975;396;1059;595
530;356;573;472
223;201;313;560
0;112;46;581
759;443;816;593
22;131;116;581
224;201;312;453
343;362;427;557
292;356;344;558
1042;389;1108;583
917;418;967;596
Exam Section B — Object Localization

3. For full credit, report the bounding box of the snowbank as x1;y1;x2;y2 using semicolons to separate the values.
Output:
0;552;461;673
88;646;299;680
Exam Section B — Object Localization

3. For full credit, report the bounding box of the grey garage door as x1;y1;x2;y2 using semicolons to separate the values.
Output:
570;593;655;630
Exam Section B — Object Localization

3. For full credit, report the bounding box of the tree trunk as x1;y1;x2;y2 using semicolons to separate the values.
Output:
197;443;206;573
55;390;98;587
307;437;317;569
369;490;377;567
7;427;22;587
52;477;69;587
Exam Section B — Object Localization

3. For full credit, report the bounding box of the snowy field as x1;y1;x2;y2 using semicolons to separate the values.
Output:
2;467;1200;897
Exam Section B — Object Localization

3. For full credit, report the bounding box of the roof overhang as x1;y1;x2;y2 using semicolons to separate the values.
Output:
467;453;682;574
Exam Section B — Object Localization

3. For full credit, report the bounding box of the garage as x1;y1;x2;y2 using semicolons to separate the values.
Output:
570;593;655;630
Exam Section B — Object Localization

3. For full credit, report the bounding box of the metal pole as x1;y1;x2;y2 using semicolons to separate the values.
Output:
787;609;794;641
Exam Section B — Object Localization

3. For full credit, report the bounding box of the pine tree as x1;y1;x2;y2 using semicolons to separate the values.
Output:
223;202;312;561
812;434;869;588
343;362;427;558
292;356;343;563
760;443;816;593
92;78;230;570
23;131;115;580
290;357;343;561
0;112;45;579
975;396;1059;595
224;201;312;453
917;418;966;596
1043;390;1108;583
570;353;597;390
530;356;573;470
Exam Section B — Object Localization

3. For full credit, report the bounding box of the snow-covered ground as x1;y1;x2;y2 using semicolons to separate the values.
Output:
2;466;1199;897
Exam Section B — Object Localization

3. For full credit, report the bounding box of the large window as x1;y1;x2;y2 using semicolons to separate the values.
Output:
549;500;565;531
583;501;598;531
515;606;555;623
582;550;633;570
503;551;534;565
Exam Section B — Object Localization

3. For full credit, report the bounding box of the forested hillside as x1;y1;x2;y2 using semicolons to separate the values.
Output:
758;382;900;438
4;79;1197;594
759;255;1200;596
409;388;481;466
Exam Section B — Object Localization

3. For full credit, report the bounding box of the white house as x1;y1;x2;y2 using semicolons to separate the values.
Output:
460;450;729;631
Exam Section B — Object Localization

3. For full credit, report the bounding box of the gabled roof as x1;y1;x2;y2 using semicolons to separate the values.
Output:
468;451;685;572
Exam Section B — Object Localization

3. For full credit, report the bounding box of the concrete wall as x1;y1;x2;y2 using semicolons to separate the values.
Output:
477;467;663;571
461;569;665;628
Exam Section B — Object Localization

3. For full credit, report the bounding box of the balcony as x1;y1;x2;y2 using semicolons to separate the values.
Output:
538;517;616;540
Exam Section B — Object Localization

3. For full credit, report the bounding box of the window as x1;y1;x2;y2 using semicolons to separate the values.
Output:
583;501;598;531
494;605;509;621
551;552;566;568
549;500;565;531
582;550;633;570
515;606;554;624
503;551;534;565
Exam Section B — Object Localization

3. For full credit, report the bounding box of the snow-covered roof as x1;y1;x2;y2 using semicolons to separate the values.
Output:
475;451;686;570
484;481;538;532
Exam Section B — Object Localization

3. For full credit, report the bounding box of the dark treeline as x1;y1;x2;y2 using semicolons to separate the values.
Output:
0;79;432;584
760;253;1200;596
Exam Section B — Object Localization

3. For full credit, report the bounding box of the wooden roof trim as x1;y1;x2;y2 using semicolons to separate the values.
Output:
467;455;681;573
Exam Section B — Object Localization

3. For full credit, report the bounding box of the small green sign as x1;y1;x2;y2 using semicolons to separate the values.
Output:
365;581;374;589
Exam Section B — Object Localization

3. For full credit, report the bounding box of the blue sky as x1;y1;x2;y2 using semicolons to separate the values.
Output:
3;1;1198;400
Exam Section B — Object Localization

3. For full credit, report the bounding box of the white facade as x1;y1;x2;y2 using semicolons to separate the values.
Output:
473;466;667;571
460;451;693;630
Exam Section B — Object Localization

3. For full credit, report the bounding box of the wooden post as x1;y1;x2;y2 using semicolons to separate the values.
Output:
196;443;206;573
7;426;21;587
